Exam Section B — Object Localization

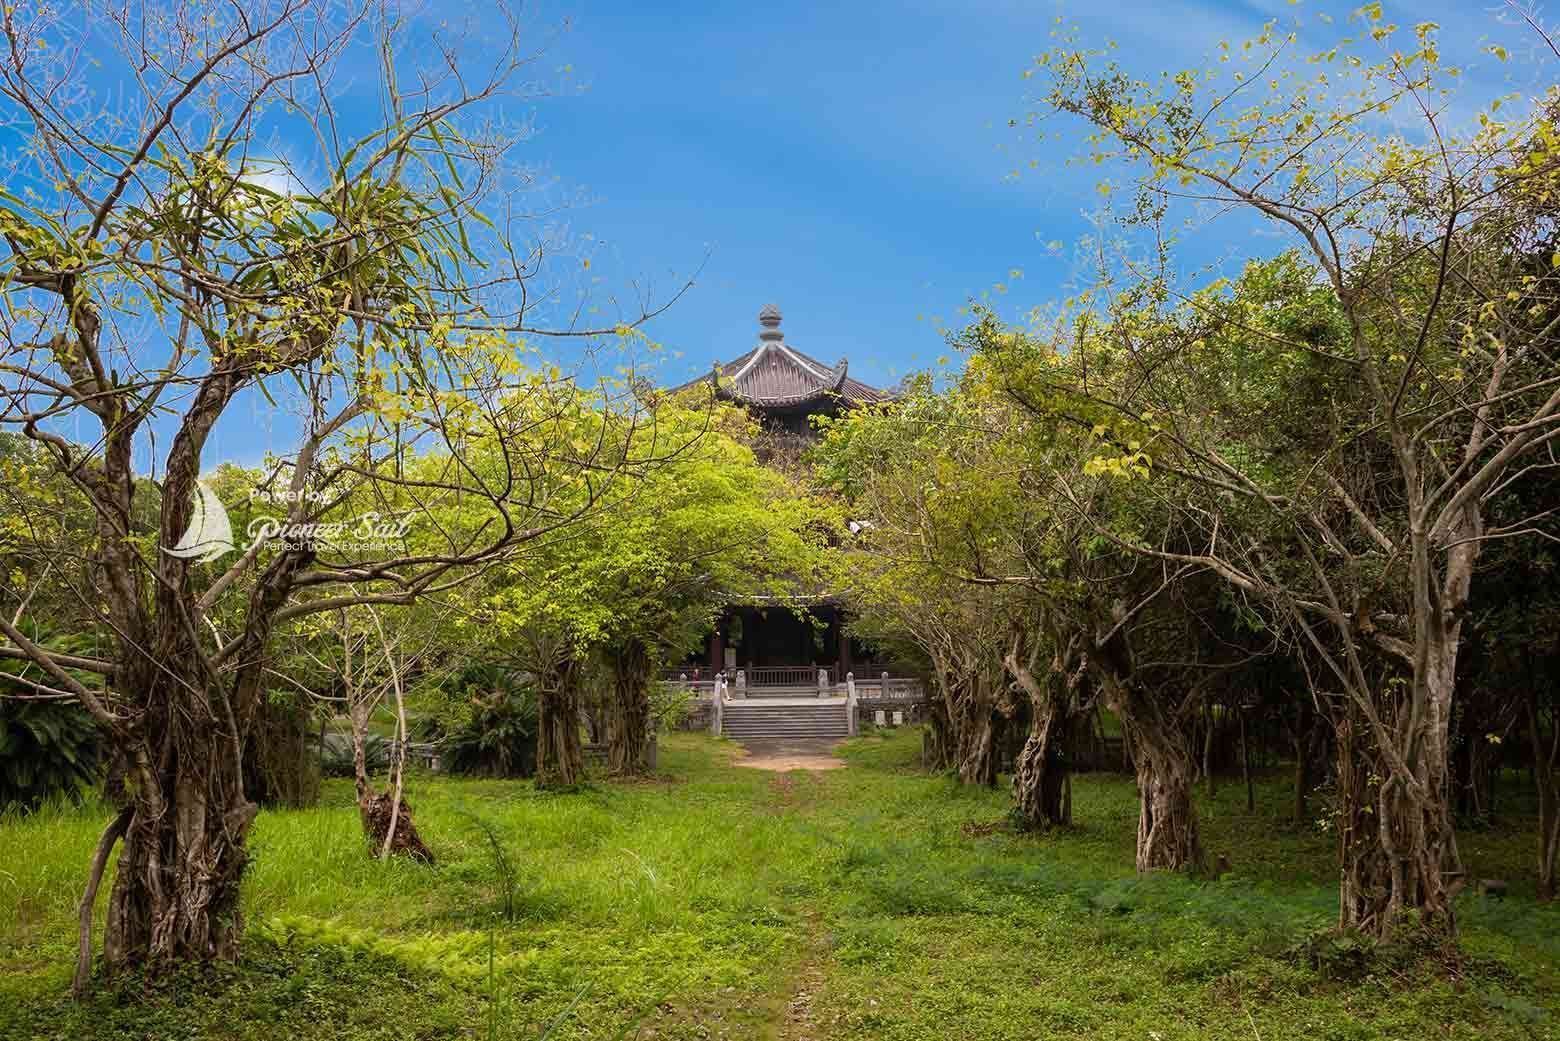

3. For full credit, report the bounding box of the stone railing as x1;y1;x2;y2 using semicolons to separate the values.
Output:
746;665;826;687
660;668;920;696
386;739;442;771
843;672;927;732
658;666;722;685
849;673;924;700
657;697;713;733
660;669;927;737
854;700;923;729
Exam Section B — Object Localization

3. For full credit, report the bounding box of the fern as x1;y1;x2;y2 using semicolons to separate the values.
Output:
433;666;539;778
0;698;102;812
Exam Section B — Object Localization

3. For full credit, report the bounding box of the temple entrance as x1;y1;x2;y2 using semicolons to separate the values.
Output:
677;600;888;686
730;605;831;668
679;602;873;679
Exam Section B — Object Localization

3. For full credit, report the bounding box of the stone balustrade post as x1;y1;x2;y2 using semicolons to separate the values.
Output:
846;672;858;736
734;669;746;699
817;667;829;698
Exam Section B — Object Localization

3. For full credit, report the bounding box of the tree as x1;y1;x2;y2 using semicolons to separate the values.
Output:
1002;611;1090;832
0;0;682;982
286;601;450;860
815;386;1021;787
1000;13;1560;935
590;398;824;775
820;368;1225;866
477;395;825;779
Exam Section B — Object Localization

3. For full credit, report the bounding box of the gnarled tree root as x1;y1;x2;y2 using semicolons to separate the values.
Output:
73;807;132;997
359;791;434;863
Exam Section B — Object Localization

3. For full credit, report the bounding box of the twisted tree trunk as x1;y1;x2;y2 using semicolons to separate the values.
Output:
1092;628;1203;873
1529;691;1560;903
349;700;432;863
946;671;1000;786
1333;706;1457;937
536;655;585;787
102;691;257;972
356;789;433;862
1126;723;1203;872
1005;640;1081;830
1322;605;1465;938
1011;711;1071;829
1328;449;1477;939
923;697;955;771
94;532;306;976
606;640;654;776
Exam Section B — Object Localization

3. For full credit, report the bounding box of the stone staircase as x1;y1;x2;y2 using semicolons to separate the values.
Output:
720;698;850;741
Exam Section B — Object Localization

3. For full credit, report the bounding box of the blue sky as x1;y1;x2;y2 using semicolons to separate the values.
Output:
20;0;1537;468
513;0;1528;398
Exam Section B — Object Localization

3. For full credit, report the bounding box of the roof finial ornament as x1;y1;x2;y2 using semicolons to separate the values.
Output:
757;303;784;342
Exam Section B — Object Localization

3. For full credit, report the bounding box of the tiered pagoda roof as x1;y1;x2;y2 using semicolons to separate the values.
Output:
673;304;892;409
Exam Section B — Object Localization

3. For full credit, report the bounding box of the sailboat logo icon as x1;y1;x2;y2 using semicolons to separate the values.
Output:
163;479;236;563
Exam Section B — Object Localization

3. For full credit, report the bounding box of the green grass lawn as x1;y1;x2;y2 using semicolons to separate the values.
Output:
2;730;1558;1040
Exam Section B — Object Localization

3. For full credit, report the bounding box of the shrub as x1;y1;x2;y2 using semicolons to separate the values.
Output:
428;665;538;778
649;680;696;732
0;697;102;811
319;733;390;779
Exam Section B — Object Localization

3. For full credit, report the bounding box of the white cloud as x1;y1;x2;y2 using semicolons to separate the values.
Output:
240;159;308;198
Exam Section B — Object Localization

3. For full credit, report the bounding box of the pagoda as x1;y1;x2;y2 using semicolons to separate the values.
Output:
675;303;892;440
671;305;895;688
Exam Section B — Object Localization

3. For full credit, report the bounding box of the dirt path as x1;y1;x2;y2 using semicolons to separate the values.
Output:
772;913;832;1041
732;739;847;772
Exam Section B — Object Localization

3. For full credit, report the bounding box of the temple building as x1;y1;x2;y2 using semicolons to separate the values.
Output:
671;304;894;690
684;301;889;426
